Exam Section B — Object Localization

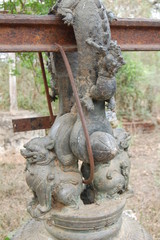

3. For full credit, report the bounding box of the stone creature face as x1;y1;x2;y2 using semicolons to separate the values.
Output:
20;137;56;218
21;135;83;218
94;163;126;198
21;136;55;165
102;41;125;77
113;128;131;151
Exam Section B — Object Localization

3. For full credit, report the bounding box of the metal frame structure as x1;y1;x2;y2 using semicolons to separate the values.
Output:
0;14;160;131
0;15;160;52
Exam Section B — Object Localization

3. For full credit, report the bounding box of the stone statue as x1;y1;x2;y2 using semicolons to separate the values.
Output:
93;129;131;200
86;39;125;103
12;0;152;239
21;136;55;218
52;0;112;111
21;136;83;218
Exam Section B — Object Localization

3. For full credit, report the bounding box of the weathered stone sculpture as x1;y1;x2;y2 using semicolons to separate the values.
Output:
12;0;152;239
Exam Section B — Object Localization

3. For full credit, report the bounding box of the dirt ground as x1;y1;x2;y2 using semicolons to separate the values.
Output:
0;128;160;240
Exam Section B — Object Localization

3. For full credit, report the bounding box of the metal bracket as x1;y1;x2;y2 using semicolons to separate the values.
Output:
12;116;56;132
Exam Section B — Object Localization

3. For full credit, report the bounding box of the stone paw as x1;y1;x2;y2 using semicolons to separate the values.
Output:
63;13;73;26
37;204;51;213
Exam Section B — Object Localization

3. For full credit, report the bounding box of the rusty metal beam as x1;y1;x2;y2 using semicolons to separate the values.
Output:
111;18;160;51
12;116;56;132
0;14;77;52
0;14;160;52
0;10;9;14
2;14;160;132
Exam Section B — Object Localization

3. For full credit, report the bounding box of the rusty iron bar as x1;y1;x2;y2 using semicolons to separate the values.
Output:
0;14;77;52
56;43;94;185
38;52;55;123
0;10;9;14
0;14;160;52
111;18;160;51
12;116;54;132
3;15;160;132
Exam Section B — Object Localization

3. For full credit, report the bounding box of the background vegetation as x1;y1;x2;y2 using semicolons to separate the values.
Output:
0;0;160;120
116;52;160;120
0;0;56;115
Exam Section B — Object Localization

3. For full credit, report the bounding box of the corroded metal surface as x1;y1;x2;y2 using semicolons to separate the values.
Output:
12;116;55;132
0;14;77;52
7;15;160;132
111;18;160;51
0;14;160;52
123;121;156;132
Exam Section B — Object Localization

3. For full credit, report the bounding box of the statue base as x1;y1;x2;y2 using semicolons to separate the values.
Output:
11;198;152;240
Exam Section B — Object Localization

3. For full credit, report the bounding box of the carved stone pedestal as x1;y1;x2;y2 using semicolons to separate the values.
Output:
12;199;151;240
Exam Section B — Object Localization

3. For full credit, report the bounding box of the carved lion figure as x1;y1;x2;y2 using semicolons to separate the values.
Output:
21;136;55;218
21;136;83;218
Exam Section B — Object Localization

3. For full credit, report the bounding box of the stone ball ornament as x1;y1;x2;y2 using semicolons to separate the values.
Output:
90;131;118;163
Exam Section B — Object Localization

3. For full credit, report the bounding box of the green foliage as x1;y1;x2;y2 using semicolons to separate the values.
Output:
16;57;50;115
1;0;56;14
17;52;51;93
116;53;144;119
0;1;56;114
116;52;160;120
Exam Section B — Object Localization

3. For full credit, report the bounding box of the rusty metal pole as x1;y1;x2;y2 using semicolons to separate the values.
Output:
56;43;94;185
38;52;54;123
